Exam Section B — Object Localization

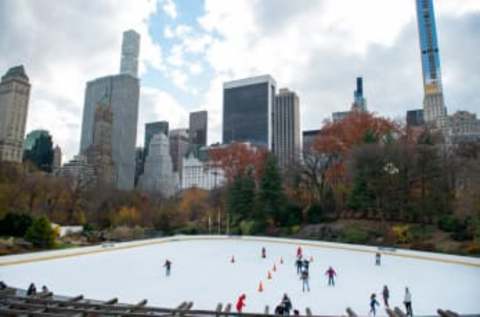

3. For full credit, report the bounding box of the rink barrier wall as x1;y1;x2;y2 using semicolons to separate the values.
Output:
1;234;479;268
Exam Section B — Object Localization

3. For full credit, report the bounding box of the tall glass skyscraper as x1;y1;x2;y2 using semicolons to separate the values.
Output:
415;0;447;124
80;30;140;190
223;75;276;149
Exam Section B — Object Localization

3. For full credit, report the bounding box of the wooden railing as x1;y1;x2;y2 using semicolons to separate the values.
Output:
0;287;468;317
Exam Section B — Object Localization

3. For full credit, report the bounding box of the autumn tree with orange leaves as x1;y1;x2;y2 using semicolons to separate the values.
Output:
208;142;268;183
304;112;398;214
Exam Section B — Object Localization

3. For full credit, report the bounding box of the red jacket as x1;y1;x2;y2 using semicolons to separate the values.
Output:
236;294;246;312
326;268;336;277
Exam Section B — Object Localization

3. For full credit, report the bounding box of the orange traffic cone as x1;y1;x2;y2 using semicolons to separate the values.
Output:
267;271;272;279
280;257;284;264
231;256;235;263
258;281;264;292
273;264;277;272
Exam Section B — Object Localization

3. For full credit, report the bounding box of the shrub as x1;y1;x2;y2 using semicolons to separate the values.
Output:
341;225;369;244
306;204;324;224
438;215;461;232
464;242;480;255
392;224;412;244
0;213;33;237
25;216;56;248
175;222;199;235
113;207;140;227
239;220;256;235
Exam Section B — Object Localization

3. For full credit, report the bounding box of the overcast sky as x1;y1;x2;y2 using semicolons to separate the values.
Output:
0;0;479;162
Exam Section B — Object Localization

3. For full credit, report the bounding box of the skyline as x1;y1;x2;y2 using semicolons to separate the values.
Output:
0;0;479;161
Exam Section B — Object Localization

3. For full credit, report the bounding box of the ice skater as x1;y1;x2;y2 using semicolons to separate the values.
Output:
295;257;303;275
302;258;310;272
382;285;390;308
325;266;337;286
404;287;413;317
282;294;293;315
274;304;285;315
296;246;303;259
262;247;267;259
236;294;246;313
301;267;310;292
369;293;380;317
27;283;36;296
375;252;381;266
164;259;172;276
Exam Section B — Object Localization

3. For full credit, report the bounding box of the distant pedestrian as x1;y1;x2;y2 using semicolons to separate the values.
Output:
164;259;172;276
370;293;380;317
297;246;303;259
404;287;413;317
302;259;310;272
293;310;300;316
301;268;310;292
375;252;381;266
382;285;390;308
325;266;337;286
282;294;292;315
262;247;267;259
27;283;36;296
295;258;303;275
41;285;49;293
236;294;246;313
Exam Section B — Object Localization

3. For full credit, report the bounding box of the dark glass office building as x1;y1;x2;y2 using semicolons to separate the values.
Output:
407;109;425;127
189;110;208;146
223;75;276;149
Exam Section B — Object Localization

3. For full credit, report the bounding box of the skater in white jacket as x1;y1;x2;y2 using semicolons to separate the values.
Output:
404;287;413;317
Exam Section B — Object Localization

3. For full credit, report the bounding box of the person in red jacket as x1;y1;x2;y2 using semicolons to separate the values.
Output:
236;294;246;313
325;266;337;286
296;246;303;258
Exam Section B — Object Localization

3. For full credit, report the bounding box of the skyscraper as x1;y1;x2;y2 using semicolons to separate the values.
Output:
415;0;447;125
223;75;276;149
406;109;425;127
139;133;178;197
24;130;50;151
273;88;301;168
332;77;368;123
189;110;208;146
302;130;321;152
53;145;62;171
351;77;367;112
85;98;115;186
120;30;140;77
144;121;169;156
79;30;140;190
169;128;190;176
0;66;31;163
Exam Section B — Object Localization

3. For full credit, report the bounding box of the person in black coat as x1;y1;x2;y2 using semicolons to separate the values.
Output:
282;294;292;315
295;258;303;275
27;283;36;296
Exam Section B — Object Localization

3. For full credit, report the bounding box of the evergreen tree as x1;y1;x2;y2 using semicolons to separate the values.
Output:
24;134;54;172
25;216;56;248
227;170;256;220
347;169;375;211
258;154;285;225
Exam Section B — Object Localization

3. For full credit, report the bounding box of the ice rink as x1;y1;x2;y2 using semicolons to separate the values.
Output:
1;236;479;316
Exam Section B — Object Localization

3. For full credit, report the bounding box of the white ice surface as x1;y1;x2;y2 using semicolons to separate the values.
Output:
1;236;479;316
